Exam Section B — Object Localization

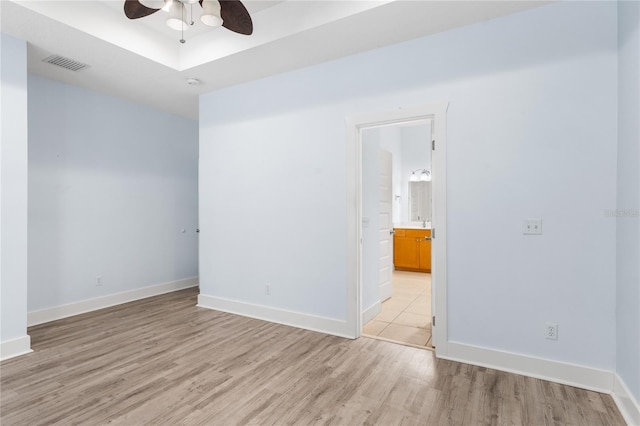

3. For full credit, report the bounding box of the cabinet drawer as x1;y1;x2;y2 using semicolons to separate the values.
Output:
406;229;430;238
395;228;430;238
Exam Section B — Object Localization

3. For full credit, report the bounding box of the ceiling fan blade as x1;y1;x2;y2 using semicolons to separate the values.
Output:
219;0;253;35
124;0;161;19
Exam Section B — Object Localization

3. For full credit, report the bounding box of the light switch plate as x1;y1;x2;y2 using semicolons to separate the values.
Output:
523;219;542;235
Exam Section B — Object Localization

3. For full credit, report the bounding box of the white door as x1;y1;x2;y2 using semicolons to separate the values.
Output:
379;150;393;301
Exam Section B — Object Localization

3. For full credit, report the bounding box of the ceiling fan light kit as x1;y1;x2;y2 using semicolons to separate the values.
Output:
200;0;223;27
124;0;252;41
165;0;190;31
139;0;165;9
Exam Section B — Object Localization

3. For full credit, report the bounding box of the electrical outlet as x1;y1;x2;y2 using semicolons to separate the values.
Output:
265;283;271;295
545;322;558;340
96;275;103;286
523;219;543;235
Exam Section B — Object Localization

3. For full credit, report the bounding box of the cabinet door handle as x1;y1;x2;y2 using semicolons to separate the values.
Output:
424;237;431;241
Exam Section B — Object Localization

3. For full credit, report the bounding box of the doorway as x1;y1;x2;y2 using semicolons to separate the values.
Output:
360;121;433;349
345;103;449;355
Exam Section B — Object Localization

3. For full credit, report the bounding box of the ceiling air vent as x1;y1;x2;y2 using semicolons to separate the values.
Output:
42;55;90;72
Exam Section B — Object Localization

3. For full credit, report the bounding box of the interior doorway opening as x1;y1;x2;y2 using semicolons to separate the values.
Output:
360;121;433;349
345;102;448;356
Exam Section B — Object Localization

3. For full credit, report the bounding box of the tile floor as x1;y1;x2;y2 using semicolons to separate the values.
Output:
363;271;432;349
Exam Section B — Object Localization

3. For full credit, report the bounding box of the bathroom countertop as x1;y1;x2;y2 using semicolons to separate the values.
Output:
394;222;431;230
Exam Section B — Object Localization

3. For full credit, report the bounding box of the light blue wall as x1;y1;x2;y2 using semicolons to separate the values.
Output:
0;33;29;348
27;75;199;312
200;1;618;370
616;0;640;403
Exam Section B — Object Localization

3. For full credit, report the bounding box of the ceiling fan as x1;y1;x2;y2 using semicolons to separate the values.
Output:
124;0;253;36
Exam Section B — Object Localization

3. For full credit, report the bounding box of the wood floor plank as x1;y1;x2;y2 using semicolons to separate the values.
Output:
0;287;626;426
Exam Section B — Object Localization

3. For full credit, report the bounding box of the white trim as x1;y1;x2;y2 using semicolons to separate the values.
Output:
197;294;352;339
613;374;640;426
345;113;361;339
0;335;32;361
27;277;199;326
362;301;381;324
441;342;614;394
345;102;449;350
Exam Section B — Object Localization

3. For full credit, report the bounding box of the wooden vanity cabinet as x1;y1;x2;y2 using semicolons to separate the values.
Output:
393;228;431;272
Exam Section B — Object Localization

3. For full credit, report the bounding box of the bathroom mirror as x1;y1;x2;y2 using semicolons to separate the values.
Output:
409;181;431;222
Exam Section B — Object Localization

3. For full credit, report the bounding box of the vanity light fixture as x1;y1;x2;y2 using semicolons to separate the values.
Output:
410;169;431;182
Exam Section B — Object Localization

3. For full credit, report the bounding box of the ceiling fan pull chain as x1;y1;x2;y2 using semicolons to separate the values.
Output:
180;3;186;44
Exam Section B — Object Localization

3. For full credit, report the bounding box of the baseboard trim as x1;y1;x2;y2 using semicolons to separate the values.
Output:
613;373;640;426
440;342;614;394
197;294;351;339
28;277;199;326
0;335;32;361
362;301;381;324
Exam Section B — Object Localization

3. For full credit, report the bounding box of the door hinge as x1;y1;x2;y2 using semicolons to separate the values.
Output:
432;316;436;327
432;140;435;150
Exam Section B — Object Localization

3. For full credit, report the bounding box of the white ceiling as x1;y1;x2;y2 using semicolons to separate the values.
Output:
1;0;548;120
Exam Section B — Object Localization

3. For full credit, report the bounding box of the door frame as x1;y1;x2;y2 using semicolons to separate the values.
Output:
345;102;449;355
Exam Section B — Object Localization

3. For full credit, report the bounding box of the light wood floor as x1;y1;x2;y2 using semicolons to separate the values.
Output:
363;271;432;348
1;288;625;425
